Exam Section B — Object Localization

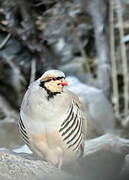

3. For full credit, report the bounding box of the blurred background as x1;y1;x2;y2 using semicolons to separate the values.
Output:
0;0;129;179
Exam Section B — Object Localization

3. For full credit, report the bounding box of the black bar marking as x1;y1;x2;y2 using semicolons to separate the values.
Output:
67;130;82;149
60;113;74;136
61;104;73;127
18;118;30;144
19;128;29;144
66;118;81;145
19;124;29;140
73;136;82;151
19;118;27;134
63;113;78;141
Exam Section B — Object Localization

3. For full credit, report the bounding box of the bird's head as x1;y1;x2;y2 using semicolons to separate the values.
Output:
40;70;68;93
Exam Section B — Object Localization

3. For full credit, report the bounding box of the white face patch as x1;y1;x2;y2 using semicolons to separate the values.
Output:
44;80;64;93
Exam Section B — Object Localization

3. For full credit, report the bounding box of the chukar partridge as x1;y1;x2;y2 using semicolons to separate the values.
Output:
19;69;87;168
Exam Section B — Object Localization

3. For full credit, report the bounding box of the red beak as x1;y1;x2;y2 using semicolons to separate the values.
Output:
59;80;68;86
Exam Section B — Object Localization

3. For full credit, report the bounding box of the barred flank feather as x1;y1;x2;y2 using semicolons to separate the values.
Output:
59;101;83;152
18;117;30;145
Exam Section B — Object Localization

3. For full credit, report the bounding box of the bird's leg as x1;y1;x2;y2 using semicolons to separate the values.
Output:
48;160;53;166
58;158;62;169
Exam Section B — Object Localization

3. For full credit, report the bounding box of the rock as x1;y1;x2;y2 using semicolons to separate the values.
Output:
0;133;128;180
13;144;32;154
66;76;115;136
0;150;75;180
81;133;129;180
81;149;124;180
0;95;23;148
0;95;18;122
60;57;89;82
120;154;129;180
0;121;23;149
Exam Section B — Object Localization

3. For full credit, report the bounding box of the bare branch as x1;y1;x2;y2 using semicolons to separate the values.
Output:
88;0;111;98
73;33;92;80
61;0;92;81
0;33;11;50
30;59;36;84
109;0;120;117
115;0;129;116
84;133;129;157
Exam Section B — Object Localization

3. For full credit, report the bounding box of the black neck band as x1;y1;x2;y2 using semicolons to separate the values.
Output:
40;81;61;100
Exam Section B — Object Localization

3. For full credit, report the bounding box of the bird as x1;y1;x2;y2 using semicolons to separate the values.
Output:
19;69;87;169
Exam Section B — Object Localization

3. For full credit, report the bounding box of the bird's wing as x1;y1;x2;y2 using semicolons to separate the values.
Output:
18;116;30;145
59;91;87;153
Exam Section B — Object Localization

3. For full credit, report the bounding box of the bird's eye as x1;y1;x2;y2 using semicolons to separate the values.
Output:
50;77;56;81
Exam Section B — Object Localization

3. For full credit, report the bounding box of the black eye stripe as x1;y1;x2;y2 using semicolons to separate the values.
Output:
40;76;65;87
44;76;65;82
44;79;51;83
55;76;65;80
